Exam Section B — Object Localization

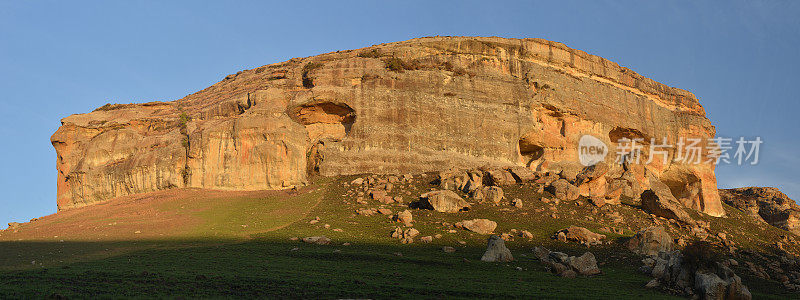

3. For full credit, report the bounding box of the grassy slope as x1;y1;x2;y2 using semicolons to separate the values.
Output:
0;175;797;299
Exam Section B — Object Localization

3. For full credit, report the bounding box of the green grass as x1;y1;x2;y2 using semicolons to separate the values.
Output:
0;175;798;299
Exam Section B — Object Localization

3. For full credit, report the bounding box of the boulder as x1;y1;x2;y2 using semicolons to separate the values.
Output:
533;246;602;277
554;226;606;246
391;227;420;244
575;161;610;186
456;219;497;235
480;235;514;262
419;190;470;213
437;169;469;191
485;168;516;186
473;186;504;204
568;252;601;276
546;179;580;201
520;230;534;239
302;236;331;245
695;272;727;300
627;227;674;256
506;166;536;182
395;210;413;226
356;208;377;216
641;175;694;224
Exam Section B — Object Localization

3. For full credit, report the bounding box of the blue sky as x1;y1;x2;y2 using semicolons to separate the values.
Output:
1;1;798;227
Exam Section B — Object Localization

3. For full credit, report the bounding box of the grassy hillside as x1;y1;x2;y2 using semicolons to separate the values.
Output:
0;175;797;299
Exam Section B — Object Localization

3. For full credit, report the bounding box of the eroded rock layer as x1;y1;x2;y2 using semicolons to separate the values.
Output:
51;36;724;216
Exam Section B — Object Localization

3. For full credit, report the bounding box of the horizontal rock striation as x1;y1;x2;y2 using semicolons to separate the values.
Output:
51;36;724;216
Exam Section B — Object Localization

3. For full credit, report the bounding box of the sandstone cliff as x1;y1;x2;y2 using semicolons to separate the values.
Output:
51;36;724;216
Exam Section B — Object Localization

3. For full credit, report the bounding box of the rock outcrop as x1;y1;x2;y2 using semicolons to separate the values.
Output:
720;187;800;235
640;250;751;299
51;36;724;216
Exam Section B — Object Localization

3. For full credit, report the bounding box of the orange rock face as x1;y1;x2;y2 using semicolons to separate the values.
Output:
50;36;724;216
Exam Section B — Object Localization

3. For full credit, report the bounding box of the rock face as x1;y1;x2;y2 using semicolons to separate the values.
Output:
51;36;724;216
719;187;800;235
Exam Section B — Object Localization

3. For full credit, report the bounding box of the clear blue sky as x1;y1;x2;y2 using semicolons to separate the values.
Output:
1;1;798;228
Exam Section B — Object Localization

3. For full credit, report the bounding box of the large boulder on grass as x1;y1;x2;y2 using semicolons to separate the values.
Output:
456;219;497;234
481;235;514;262
419;190;470;213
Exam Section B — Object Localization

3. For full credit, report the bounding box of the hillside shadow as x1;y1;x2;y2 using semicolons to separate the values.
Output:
0;237;684;299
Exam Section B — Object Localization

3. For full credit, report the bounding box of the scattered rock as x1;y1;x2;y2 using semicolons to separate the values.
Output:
377;208;393;215
455;219;497;235
443;246;456;253
511;198;523;208
356;208;377;216
520;230;534;239
480;235;514;262
302;236;331;245
350;177;364;185
420;236;433;243
391;227;420;244
553;226;606;246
